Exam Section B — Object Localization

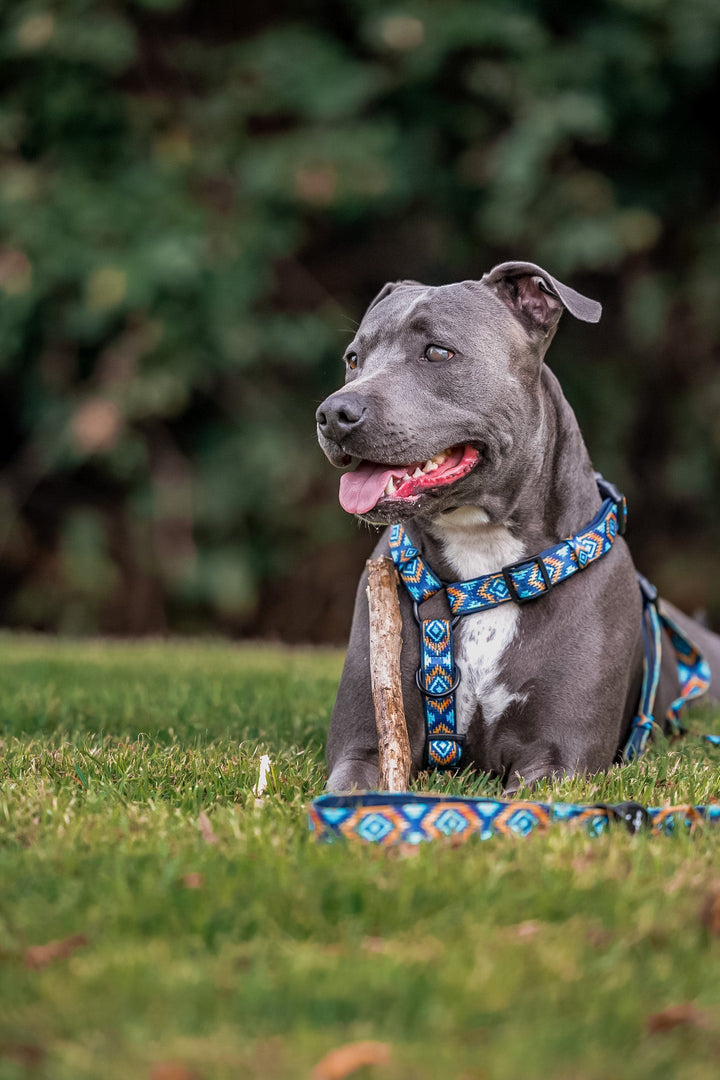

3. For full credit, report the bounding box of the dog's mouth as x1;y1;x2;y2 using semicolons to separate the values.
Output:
338;444;481;515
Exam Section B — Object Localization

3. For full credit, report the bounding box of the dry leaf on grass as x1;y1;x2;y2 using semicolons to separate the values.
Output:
0;1042;46;1068
585;925;613;950
312;1040;392;1079
197;811;217;845
181;872;204;890
382;843;420;860
362;936;386;953
509;920;541;940
150;1063;200;1080
24;933;88;970
646;1003;706;1034
700;887;720;935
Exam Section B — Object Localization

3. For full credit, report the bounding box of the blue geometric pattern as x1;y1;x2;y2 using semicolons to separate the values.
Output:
623;593;711;761
354;812;395;842
389;497;621;616
388;492;626;773
444;502;619;613
420;617;462;768
389;477;712;775
388;523;442;603
434;807;471;835
309;793;720;846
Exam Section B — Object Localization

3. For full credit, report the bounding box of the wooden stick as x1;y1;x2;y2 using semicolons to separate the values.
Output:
366;556;411;791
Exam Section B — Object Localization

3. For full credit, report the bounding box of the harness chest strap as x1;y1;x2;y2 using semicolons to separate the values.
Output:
388;476;711;771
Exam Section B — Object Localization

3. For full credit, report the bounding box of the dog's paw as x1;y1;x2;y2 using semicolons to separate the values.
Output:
326;758;379;793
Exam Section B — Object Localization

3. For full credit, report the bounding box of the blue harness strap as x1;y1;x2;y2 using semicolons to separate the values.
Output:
623;576;712;760
389;476;711;772
390;494;624;615
418;618;464;768
388;522;464;768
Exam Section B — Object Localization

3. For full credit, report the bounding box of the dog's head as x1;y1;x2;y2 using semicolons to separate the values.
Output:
316;261;601;525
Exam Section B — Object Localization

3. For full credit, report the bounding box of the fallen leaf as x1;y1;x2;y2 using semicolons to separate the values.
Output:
0;1042;46;1068
382;843;420;860
646;1003;706;1034
150;1064;200;1080
509;920;541;940
362;936;385;953
197;811;217;845
585;925;613;949
24;933;88;970
181;872;204;890
571;850;597;873
312;1040;392;1080
320;943;345;956
700;887;720;935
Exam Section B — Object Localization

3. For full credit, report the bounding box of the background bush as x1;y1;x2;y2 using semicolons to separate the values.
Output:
1;0;720;640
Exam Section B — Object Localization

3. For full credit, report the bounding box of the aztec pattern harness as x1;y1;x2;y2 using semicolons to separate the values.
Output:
388;474;710;771
310;475;717;846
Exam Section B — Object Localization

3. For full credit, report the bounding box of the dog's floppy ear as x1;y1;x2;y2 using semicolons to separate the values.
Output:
481;261;601;341
365;279;423;313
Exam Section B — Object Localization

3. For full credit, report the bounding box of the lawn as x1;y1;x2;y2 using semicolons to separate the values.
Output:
2;634;720;1080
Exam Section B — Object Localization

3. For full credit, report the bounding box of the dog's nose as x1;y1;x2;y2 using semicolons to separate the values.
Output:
316;394;367;442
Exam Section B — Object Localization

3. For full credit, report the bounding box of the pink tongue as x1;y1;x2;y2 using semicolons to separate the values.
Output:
339;463;409;514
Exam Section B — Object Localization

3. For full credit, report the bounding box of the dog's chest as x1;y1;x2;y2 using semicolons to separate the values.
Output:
431;511;525;733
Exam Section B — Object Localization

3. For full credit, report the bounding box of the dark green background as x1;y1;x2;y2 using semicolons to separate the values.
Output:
1;0;719;640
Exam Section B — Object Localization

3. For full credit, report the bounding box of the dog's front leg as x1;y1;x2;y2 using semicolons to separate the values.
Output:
325;556;383;790
326;540;425;791
500;713;627;795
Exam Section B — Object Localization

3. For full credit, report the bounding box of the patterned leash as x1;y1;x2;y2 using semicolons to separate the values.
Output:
309;791;720;844
310;475;718;846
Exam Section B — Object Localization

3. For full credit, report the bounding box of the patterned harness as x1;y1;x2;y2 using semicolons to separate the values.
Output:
310;476;717;845
387;474;710;771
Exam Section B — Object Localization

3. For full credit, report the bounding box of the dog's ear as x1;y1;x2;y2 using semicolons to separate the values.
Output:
481;261;601;341
365;279;423;313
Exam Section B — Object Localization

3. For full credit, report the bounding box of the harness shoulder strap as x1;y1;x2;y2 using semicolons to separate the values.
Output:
623;576;712;760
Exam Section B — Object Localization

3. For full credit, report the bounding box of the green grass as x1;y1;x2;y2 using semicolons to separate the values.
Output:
2;634;720;1080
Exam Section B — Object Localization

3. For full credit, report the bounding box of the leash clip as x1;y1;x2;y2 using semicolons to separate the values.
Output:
592;801;650;834
610;801;651;834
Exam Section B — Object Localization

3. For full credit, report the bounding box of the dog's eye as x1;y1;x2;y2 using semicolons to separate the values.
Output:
345;352;358;370
424;344;454;362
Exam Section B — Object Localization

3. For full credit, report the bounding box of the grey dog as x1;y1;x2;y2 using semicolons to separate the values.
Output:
316;261;720;793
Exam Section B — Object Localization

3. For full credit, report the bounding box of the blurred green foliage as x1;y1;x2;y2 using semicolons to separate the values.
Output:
1;0;720;637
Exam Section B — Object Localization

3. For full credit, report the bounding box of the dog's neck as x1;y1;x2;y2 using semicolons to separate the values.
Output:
417;367;601;582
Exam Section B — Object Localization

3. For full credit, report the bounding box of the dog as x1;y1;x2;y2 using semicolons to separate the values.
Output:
316;261;720;793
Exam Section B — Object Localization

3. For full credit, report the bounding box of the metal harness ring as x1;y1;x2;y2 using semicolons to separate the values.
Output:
415;665;462;699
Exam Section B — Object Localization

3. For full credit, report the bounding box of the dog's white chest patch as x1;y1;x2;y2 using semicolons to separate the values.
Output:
430;508;525;734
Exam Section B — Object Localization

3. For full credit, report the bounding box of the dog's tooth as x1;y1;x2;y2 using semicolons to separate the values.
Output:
412;467;424;479
432;453;446;464
425;461;438;471
384;477;396;496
